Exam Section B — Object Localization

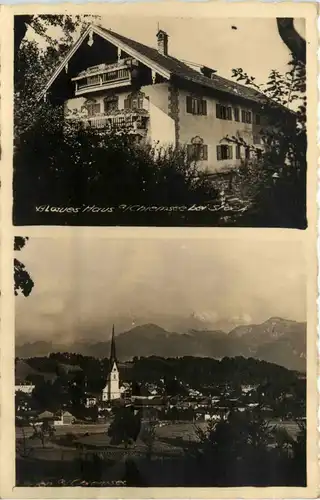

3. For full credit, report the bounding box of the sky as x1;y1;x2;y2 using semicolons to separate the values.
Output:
98;16;305;84
27;16;305;87
15;235;306;344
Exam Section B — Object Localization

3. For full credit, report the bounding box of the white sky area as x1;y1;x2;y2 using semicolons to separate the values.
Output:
15;237;306;344
26;16;306;87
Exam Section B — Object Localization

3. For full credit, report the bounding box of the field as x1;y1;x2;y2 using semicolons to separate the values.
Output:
16;419;303;486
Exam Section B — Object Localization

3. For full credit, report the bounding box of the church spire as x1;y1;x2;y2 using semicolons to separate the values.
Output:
110;324;117;365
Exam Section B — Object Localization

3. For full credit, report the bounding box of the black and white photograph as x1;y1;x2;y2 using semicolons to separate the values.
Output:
13;234;309;488
13;11;308;227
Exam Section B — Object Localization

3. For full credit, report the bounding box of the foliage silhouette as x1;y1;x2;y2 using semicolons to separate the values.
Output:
14;237;34;297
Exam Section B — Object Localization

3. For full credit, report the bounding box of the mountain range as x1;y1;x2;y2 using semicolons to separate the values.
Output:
15;317;306;372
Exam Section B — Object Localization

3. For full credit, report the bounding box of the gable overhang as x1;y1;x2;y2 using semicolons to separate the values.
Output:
40;24;171;101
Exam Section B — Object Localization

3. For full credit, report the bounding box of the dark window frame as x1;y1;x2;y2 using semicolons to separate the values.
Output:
104;95;119;113
217;144;233;161
124;91;145;110
216;103;232;120
187;137;208;161
241;110;252;124
186;96;207;116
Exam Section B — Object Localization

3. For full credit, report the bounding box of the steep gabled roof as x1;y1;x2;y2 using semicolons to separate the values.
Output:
98;25;266;105
42;23;268;106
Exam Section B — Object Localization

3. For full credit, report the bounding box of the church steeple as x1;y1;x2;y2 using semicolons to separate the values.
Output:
110;324;117;365
102;324;121;402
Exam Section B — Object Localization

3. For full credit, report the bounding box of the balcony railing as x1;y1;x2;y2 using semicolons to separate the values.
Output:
72;59;135;95
81;111;149;134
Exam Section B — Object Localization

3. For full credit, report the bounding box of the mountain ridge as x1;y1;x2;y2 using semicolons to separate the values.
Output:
16;317;306;371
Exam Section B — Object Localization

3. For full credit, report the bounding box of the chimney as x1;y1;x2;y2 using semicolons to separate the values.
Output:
200;66;217;79
157;30;169;56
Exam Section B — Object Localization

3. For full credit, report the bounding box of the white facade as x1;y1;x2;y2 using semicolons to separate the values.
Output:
102;361;121;401
15;383;35;394
85;396;97;408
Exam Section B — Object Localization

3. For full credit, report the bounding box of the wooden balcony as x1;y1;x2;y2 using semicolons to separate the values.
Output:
72;59;135;96
81;110;149;135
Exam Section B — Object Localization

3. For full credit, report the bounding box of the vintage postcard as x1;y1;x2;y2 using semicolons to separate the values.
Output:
1;2;316;227
0;1;318;499
0;227;318;498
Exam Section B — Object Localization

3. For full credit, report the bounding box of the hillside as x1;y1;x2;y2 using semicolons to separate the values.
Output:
16;318;306;371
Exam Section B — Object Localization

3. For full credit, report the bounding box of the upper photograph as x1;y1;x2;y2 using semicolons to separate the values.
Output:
13;13;308;227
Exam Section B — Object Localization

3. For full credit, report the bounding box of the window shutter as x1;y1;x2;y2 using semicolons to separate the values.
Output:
202;100;207;116
216;103;220;118
186;96;193;114
236;145;241;159
229;145;233;159
202;145;208;160
187;144;193;160
217;145;222;160
241;110;245;123
124;98;129;109
227;107;232;120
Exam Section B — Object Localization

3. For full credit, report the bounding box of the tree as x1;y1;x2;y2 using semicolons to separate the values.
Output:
224;49;306;229
31;419;56;448
14;15;96;61
140;421;156;460
186;408;306;487
107;406;141;448
14;236;34;297
16;417;34;459
277;18;306;64
14;112;223;225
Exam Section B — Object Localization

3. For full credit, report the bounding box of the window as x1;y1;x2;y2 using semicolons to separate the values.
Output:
86;102;101;117
234;108;240;122
187;136;208;161
245;147;250;159
255;114;261;125
241;110;252;124
236;144;241;159
216;103;232;120
217;144;233;161
104;95;119;113
186;96;207;115
124;91;144;110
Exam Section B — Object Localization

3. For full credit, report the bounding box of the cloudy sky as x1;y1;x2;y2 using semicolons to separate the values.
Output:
15;235;306;344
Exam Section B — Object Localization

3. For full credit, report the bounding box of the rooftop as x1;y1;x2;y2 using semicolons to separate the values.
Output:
97;25;267;105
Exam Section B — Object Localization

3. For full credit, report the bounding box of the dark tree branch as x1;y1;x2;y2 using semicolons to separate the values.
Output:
14;15;32;60
277;18;306;64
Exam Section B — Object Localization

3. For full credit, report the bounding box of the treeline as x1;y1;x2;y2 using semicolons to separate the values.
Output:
17;354;305;399
129;355;301;386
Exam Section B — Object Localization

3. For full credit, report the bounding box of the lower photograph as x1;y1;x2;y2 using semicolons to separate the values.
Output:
13;233;309;490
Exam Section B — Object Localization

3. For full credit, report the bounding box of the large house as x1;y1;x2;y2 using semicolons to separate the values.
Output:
42;24;277;172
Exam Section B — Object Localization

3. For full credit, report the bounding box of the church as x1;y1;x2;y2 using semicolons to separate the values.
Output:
102;325;121;402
